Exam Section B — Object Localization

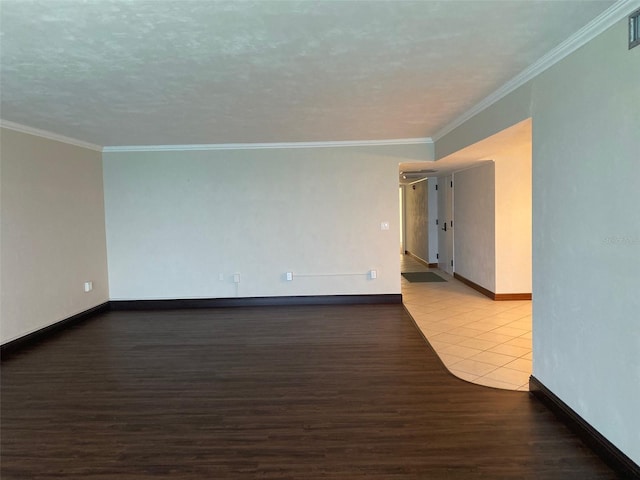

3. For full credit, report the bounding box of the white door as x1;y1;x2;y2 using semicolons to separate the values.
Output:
399;186;405;254
437;175;454;274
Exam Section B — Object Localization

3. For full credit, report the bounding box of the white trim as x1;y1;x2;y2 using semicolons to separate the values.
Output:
404;177;430;186
432;0;639;141
0;119;432;153
0;120;103;152
102;137;433;153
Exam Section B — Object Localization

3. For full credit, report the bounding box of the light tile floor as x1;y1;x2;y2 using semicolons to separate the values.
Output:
401;255;532;391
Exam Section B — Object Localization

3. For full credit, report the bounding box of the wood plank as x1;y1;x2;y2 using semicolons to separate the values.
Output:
1;305;617;479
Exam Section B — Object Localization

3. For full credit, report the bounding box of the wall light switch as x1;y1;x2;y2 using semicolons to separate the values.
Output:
370;270;377;279
233;273;241;283
380;222;390;231
286;272;293;281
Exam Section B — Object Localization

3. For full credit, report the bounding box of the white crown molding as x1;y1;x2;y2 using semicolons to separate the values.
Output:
432;0;640;141
0;119;103;152
102;137;434;153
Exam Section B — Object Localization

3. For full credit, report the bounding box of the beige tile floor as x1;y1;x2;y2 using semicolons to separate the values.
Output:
401;255;532;391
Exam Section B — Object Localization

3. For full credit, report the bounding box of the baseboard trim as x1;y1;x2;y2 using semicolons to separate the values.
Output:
530;376;640;479
494;293;532;301
453;273;532;301
1;302;110;358
110;294;402;310
1;295;402;356
453;273;494;299
405;251;438;269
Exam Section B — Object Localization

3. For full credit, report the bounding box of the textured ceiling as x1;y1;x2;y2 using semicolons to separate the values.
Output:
0;0;614;147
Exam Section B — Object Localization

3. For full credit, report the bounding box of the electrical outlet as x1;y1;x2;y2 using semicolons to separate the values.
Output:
233;273;241;283
369;270;377;279
84;281;93;292
380;222;390;231
286;272;293;281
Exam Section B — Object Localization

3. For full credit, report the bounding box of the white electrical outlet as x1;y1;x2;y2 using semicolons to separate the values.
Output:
233;273;241;283
286;272;293;281
369;270;377;279
380;222;390;231
84;281;93;292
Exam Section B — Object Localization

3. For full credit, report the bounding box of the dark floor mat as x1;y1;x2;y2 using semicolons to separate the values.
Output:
401;271;447;282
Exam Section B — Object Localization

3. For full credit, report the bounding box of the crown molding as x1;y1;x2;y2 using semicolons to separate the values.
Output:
102;137;434;153
0;120;103;152
432;0;639;141
0;118;432;153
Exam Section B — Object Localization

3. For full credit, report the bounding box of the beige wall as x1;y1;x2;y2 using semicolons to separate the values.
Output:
103;146;401;299
494;134;532;293
0;128;109;344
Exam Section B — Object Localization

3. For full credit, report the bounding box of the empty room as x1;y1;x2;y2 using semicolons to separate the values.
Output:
1;1;638;478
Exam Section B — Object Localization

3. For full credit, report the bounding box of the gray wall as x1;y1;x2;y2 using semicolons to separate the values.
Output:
531;19;640;463
103;146;401;299
0;128;109;344
435;82;532;160
403;180;430;263
453;164;496;291
437;17;639;463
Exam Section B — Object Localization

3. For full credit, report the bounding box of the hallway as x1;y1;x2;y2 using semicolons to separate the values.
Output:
402;255;532;391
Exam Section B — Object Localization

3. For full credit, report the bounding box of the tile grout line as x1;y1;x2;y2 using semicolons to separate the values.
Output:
401;255;531;391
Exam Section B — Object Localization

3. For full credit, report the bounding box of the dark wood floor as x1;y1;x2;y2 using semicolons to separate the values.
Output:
1;305;618;479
